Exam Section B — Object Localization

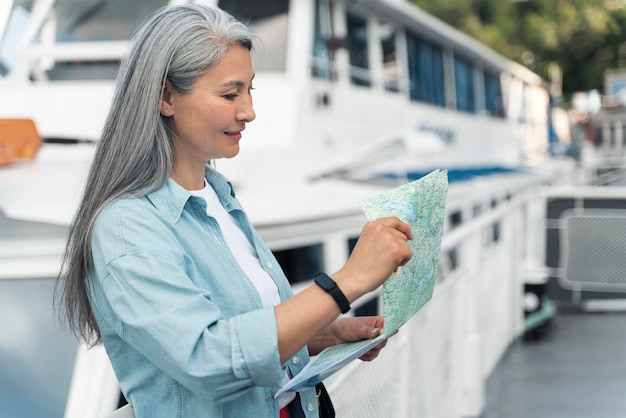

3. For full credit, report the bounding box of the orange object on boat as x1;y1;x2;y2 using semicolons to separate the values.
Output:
0;118;42;166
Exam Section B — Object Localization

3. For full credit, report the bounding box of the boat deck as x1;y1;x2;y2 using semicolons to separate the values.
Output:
482;311;626;418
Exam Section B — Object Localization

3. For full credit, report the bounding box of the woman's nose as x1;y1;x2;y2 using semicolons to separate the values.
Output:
236;99;255;123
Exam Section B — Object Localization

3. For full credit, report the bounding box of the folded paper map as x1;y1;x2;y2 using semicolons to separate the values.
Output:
276;169;449;396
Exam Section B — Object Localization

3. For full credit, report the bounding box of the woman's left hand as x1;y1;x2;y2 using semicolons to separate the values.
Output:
309;316;392;361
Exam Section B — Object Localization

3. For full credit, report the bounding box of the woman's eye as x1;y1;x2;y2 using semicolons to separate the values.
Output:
224;94;237;100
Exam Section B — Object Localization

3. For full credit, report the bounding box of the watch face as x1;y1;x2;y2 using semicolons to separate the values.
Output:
315;273;350;314
315;273;335;290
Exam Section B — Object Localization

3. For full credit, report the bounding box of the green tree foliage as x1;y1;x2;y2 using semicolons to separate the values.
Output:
410;0;626;101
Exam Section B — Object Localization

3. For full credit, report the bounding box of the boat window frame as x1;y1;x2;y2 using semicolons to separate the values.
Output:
378;19;400;93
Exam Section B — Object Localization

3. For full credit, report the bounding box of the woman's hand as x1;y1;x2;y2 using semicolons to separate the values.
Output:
331;217;413;302
308;316;392;361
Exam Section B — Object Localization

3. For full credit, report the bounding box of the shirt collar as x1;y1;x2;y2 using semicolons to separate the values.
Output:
204;165;238;202
146;165;239;224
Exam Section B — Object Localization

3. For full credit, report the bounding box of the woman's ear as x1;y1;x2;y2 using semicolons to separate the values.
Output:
160;80;174;116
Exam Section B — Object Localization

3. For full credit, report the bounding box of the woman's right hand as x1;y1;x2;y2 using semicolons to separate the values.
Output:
331;217;413;301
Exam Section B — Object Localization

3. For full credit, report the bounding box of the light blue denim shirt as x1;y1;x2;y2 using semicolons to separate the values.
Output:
88;166;319;417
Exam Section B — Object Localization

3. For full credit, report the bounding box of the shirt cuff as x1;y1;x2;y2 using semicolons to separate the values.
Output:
230;307;284;387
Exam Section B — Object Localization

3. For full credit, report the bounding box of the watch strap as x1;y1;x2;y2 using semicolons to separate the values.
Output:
314;272;351;314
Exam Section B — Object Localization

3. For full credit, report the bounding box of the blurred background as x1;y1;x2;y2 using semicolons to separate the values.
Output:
1;1;626;417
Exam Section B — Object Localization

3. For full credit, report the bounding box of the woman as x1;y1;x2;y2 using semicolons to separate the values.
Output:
56;4;413;418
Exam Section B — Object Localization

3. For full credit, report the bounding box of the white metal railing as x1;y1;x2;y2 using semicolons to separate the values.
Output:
326;183;539;418
545;185;626;309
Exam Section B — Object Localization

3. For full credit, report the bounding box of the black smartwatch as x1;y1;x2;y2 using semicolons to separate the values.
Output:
314;272;351;314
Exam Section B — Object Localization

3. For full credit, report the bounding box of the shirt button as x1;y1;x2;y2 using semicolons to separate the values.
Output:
306;403;314;412
292;356;300;364
265;261;273;269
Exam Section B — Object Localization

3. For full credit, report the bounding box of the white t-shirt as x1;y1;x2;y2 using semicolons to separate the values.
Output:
190;181;281;308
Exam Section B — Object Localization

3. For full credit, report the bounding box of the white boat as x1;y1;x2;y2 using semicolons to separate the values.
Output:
2;1;624;417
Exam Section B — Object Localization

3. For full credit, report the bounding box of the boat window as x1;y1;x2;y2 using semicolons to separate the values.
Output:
0;1;32;77
406;32;445;107
272;243;324;284
346;11;370;87
473;203;483;218
446;247;460;271
0;278;77;418
311;0;333;80
454;53;476;113
348;237;358;254
379;22;399;92
485;69;505;118
354;297;379;317
449;210;463;228
348;236;380;316
484;221;502;246
54;0;166;42
218;0;289;72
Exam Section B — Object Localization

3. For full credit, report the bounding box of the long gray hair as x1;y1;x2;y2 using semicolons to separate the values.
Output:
56;4;253;345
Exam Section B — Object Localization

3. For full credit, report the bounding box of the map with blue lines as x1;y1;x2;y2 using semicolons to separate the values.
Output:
360;169;448;335
276;169;448;395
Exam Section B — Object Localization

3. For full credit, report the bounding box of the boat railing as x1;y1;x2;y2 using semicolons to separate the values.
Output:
325;176;545;418
545;185;626;310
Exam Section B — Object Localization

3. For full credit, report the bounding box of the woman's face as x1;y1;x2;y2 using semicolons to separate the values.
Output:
164;45;256;167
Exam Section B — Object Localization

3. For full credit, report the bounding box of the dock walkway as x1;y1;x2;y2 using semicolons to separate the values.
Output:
482;312;626;418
